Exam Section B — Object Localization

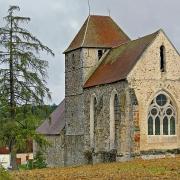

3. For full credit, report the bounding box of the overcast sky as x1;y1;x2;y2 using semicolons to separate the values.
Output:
0;0;180;104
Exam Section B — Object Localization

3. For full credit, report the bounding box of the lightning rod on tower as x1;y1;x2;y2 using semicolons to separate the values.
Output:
88;0;91;15
108;9;111;17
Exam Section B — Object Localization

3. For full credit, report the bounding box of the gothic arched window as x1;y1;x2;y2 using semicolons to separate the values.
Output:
110;90;121;150
148;92;176;135
114;94;121;121
114;94;120;148
90;94;97;148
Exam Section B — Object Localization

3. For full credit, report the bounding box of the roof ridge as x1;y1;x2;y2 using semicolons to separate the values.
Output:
84;30;160;88
81;16;90;47
112;30;159;49
131;30;160;43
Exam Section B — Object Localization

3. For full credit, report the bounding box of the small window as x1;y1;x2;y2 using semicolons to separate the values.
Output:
160;45;165;72
72;54;75;60
98;50;103;60
72;54;75;69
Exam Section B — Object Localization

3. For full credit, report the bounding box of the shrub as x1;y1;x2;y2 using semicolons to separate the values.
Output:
31;151;47;169
84;149;93;164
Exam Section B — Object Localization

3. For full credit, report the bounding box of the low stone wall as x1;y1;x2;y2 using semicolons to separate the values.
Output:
132;148;180;160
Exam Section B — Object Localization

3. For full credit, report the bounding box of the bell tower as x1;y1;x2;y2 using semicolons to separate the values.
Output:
64;15;130;135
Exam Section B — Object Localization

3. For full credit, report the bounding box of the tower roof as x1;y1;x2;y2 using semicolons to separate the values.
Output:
64;15;130;53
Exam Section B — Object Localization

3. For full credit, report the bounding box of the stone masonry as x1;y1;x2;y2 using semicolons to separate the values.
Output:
36;16;180;167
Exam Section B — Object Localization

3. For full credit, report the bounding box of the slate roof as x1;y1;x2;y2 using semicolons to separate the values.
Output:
84;30;159;88
64;15;130;53
37;99;65;135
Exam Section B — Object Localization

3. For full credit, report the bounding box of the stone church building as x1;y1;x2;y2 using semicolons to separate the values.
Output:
36;15;180;167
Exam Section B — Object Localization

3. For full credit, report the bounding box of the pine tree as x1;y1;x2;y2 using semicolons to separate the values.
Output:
0;6;54;169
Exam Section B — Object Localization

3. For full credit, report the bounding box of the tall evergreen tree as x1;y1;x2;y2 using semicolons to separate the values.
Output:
0;6;54;169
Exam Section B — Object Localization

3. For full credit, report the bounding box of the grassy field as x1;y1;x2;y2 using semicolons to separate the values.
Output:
13;157;180;180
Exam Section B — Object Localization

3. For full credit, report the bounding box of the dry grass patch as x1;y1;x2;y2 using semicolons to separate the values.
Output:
13;157;180;180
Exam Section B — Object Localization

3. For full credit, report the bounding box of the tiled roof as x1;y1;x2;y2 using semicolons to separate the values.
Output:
64;15;130;53
0;147;9;154
84;31;159;88
36;99;65;135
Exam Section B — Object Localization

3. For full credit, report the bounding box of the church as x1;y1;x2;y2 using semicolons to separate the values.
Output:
35;15;180;167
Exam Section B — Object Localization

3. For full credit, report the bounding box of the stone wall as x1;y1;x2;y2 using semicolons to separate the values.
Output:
64;135;86;166
82;48;110;83
34;132;65;167
83;81;135;163
34;133;87;167
64;48;106;165
65;49;84;135
127;30;180;151
65;48;106;135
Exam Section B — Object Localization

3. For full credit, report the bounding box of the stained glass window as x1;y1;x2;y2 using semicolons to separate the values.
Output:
170;117;175;135
155;117;160;135
148;93;176;136
156;94;167;106
163;117;168;135
148;116;153;135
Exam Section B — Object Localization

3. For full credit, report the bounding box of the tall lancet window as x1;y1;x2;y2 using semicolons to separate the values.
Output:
160;45;165;72
114;94;120;148
110;90;120;150
90;94;97;148
114;94;120;121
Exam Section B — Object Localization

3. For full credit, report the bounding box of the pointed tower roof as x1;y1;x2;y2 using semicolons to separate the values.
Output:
64;15;130;53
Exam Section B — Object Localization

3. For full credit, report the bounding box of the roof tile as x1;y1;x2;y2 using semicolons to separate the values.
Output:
64;15;130;53
36;99;65;135
84;31;159;88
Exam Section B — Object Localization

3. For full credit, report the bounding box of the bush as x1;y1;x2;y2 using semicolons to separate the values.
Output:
18;151;47;170
84;149;93;164
30;151;47;169
18;164;28;170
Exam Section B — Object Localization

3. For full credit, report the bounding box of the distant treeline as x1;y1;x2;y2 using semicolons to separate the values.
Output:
21;104;58;125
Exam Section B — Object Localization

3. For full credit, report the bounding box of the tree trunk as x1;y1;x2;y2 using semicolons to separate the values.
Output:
10;149;18;170
9;14;15;120
9;14;17;170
